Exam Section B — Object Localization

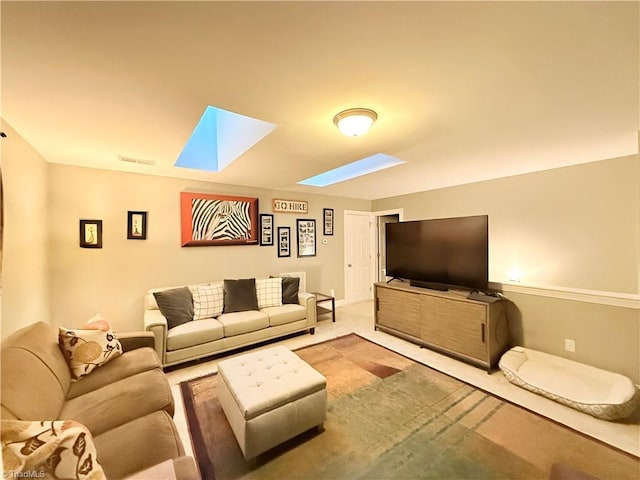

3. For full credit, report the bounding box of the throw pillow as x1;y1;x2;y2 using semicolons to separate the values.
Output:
1;419;106;480
256;277;283;309
153;286;194;329
281;276;300;304
189;284;224;320
223;278;259;313
58;315;123;380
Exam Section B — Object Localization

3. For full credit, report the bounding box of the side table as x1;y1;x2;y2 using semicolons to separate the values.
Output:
312;292;335;322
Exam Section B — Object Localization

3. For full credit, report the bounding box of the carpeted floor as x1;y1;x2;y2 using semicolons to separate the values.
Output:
180;334;639;480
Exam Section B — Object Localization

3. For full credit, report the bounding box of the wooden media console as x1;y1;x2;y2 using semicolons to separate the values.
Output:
374;282;510;371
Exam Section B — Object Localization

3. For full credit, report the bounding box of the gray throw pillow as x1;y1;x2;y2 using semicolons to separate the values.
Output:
224;278;259;313
153;287;194;329
281;276;300;304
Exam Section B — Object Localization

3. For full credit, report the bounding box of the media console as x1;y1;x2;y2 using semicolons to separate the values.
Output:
374;282;510;372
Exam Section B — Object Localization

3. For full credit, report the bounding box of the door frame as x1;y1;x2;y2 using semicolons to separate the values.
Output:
373;208;404;282
343;208;403;303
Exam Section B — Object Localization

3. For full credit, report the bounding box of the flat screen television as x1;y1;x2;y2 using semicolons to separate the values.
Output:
385;215;488;291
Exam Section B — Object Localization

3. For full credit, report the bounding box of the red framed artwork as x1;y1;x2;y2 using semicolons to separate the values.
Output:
180;192;259;246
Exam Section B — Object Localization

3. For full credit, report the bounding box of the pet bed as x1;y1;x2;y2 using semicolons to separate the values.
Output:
499;346;637;420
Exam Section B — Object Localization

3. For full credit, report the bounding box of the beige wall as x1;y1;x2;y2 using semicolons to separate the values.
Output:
373;155;640;382
375;155;639;293
504;292;639;382
4;122;639;382
47;164;370;332
1;121;50;340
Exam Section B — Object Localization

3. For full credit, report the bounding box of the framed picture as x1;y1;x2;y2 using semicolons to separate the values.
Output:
79;219;102;248
272;199;309;214
127;211;147;240
277;226;291;257
180;192;259;246
296;219;316;257
323;208;334;236
260;214;274;246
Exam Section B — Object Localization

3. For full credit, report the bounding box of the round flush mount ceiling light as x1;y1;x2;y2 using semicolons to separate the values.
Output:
333;108;378;137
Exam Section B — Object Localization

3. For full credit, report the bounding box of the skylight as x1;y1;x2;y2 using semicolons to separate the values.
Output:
175;105;276;172
298;153;406;187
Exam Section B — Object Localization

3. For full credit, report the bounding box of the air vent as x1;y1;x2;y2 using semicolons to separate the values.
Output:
118;156;156;166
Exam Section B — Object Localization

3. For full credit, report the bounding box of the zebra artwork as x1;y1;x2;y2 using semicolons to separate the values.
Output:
191;198;253;242
180;192;258;246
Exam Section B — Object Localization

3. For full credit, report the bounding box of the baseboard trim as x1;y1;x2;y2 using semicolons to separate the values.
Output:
494;282;640;309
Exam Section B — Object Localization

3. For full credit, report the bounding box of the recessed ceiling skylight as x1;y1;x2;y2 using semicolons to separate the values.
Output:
298;153;406;187
175;105;276;172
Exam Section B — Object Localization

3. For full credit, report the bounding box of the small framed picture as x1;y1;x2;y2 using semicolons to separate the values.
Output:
80;219;102;248
277;226;291;257
260;214;274;246
127;211;147;240
323;208;334;236
296;219;316;257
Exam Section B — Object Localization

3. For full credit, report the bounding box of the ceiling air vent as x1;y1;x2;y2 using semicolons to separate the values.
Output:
118;156;156;166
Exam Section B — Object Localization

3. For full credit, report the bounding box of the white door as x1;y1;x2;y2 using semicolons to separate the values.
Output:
344;211;373;302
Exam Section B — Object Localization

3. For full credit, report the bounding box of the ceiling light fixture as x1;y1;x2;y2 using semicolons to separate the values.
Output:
333;108;378;137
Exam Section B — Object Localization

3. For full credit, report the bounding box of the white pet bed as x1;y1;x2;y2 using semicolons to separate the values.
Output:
499;347;638;420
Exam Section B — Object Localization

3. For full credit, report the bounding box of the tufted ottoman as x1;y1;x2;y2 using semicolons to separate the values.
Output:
217;345;327;459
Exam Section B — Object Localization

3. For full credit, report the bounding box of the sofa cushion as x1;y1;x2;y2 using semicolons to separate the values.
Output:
1;347;67;421
93;411;185;480
59;368;174;436
224;278;259;313
256;277;283;309
189;284;224;320
281;276;300;304
58;317;123;380
66;347;162;400
166;318;224;351
1;322;72;420
263;304;307;327
153;287;194;329
217;310;270;337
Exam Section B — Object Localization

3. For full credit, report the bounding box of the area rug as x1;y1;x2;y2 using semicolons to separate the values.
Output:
180;334;639;480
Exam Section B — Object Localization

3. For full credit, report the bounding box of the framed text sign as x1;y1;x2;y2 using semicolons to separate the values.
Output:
272;199;308;214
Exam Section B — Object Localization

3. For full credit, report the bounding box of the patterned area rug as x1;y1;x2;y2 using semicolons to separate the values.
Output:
180;334;639;480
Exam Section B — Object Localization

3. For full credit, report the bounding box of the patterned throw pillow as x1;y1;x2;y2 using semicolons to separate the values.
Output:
189;284;224;320
1;419;106;480
256;277;283;309
59;315;123;380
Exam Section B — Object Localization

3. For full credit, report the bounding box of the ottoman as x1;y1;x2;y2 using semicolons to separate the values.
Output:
217;345;327;459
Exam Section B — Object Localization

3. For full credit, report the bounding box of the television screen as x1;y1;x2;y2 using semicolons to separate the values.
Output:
385;215;488;291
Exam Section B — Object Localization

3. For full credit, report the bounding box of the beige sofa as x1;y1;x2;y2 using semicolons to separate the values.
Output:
1;322;200;480
144;274;317;367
